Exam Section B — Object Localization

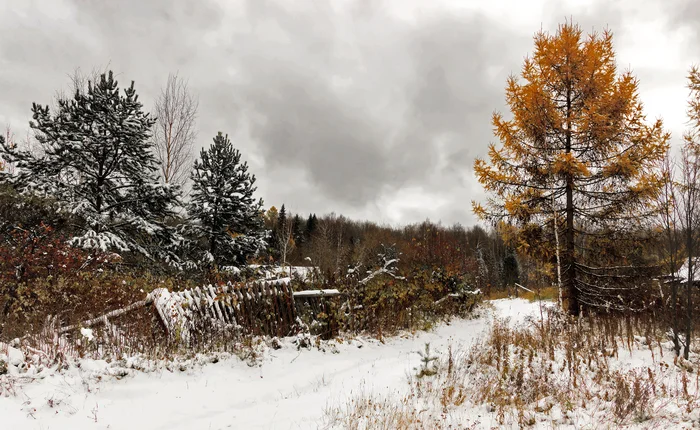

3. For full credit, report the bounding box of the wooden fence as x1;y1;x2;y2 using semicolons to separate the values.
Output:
60;281;344;343
151;281;301;340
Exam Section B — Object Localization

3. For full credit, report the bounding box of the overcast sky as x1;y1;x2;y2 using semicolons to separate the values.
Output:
0;0;698;227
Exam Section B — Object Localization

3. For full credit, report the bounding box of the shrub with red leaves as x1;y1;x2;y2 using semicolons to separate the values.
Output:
0;223;120;336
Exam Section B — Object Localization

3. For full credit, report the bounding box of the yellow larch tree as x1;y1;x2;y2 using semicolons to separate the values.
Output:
473;23;669;315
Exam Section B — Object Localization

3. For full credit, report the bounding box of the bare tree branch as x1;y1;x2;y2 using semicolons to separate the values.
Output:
53;65;110;107
152;73;198;188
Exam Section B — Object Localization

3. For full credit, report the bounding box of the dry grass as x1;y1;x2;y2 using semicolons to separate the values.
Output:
469;309;700;425
324;306;700;429
461;310;700;427
1;304;271;378
322;394;436;430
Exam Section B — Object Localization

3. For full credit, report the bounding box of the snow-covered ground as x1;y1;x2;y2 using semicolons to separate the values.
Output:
0;298;546;430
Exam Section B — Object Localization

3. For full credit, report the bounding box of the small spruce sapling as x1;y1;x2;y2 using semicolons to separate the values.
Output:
416;342;439;378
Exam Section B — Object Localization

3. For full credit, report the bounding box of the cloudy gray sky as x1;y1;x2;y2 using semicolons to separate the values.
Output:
0;0;697;226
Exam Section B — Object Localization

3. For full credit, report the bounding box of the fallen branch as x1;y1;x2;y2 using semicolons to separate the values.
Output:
435;293;460;306
360;258;405;285
514;283;535;294
58;295;154;335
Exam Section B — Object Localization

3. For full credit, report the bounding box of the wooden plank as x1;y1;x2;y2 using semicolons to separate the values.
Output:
183;290;198;312
58;297;152;334
271;283;282;337
214;286;231;324
293;289;341;298
208;285;226;322
284;283;298;334
235;287;246;331
243;287;257;335
221;286;236;326
264;283;276;336
274;283;289;335
261;283;272;336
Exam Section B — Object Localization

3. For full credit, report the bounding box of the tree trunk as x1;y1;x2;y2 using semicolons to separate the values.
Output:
672;279;680;356
552;190;563;309
164;122;173;184
563;181;579;315
669;232;681;357
685;253;693;360
563;85;579;316
209;232;217;266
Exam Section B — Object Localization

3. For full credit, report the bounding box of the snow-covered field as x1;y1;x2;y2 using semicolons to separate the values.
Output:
0;299;544;430
6;298;697;429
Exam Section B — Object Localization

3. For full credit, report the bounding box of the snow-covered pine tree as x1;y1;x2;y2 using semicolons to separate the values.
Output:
0;71;181;262
416;342;439;378
188;132;267;267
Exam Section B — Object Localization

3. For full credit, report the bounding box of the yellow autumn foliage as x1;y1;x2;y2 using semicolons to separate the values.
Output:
472;22;670;314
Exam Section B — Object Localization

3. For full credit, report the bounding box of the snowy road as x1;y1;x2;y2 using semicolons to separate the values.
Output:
2;299;546;430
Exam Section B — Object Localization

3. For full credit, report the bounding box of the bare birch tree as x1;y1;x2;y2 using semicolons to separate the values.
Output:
680;66;700;359
658;150;682;356
277;215;295;270
152;73;198;187
677;141;700;359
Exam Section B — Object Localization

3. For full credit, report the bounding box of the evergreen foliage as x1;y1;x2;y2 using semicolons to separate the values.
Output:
416;342;439;378
306;213;317;237
188;132;267;266
292;214;305;246
0;71;181;261
502;248;520;288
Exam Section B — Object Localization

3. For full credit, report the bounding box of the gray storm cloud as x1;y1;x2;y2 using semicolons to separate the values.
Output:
672;0;700;46
0;0;690;225
230;2;521;207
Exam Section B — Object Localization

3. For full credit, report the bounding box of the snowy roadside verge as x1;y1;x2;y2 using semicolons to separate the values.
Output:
325;298;700;430
0;298;547;430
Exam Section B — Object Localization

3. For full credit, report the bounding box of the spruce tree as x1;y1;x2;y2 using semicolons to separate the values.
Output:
0;71;180;261
292;214;304;246
502;248;520;289
306;213;317;238
188;132;267;266
278;205;287;232
275;204;287;251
